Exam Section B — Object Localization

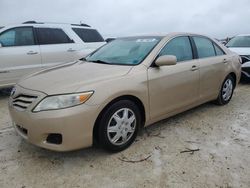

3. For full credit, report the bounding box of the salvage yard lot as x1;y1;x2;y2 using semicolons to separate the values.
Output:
0;84;250;188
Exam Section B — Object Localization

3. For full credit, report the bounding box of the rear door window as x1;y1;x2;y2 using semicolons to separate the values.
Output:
72;28;104;42
193;36;216;58
0;27;35;47
159;36;193;62
36;28;73;45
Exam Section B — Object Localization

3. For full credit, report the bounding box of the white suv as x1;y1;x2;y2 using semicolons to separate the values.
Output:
226;34;250;81
0;21;106;88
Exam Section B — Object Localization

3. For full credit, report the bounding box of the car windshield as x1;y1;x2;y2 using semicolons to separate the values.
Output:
86;37;161;65
226;36;250;47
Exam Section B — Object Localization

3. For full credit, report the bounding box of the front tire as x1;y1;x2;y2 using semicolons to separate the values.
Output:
98;100;141;152
215;75;235;105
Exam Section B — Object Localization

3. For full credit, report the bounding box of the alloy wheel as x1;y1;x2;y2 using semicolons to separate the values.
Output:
222;78;233;101
107;108;136;146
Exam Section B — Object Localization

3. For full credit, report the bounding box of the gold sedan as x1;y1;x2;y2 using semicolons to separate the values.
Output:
9;33;241;152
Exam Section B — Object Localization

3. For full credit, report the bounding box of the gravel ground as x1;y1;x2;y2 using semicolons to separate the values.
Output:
0;84;250;188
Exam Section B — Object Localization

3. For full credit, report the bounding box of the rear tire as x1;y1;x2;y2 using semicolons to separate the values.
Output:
215;75;235;105
98;100;141;152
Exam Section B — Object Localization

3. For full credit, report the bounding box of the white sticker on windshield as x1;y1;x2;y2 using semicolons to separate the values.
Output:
136;39;157;43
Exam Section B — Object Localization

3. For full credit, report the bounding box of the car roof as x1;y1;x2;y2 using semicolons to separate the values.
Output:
2;21;94;29
236;34;250;37
117;32;210;40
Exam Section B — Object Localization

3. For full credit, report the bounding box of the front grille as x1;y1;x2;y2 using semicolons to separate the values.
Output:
240;55;250;64
12;94;38;111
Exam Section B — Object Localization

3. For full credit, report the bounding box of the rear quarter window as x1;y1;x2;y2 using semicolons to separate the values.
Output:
72;28;104;43
193;36;216;58
213;44;225;56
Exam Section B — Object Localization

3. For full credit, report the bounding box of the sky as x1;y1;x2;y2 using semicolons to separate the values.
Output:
0;0;250;39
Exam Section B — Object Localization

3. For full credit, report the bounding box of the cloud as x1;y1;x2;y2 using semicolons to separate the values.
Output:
0;0;249;38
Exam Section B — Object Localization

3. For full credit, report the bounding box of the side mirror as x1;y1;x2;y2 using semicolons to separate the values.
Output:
0;42;2;48
155;55;177;67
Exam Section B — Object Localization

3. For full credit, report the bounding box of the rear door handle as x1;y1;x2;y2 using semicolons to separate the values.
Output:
67;48;76;52
27;51;38;55
191;65;199;71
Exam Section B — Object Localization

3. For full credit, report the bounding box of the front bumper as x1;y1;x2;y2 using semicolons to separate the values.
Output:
8;85;99;151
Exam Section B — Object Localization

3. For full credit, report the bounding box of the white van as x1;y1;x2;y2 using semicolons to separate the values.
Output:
0;21;106;88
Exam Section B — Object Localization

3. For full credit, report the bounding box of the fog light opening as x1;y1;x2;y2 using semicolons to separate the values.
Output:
16;125;28;135
46;134;62;145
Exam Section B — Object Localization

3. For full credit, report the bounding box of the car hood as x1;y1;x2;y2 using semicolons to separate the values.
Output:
228;47;250;55
18;61;133;95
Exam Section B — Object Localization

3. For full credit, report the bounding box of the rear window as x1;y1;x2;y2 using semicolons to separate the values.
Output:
36;28;73;45
72;28;104;42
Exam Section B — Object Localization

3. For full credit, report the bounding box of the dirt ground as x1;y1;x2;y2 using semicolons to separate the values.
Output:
0;84;250;188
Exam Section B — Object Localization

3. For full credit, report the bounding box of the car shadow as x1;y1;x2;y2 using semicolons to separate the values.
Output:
15;139;114;165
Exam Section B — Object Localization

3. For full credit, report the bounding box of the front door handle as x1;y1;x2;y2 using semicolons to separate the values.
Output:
191;65;199;71
27;51;38;55
223;59;229;64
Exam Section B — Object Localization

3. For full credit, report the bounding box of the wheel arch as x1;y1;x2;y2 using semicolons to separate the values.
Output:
228;72;237;88
92;95;146;145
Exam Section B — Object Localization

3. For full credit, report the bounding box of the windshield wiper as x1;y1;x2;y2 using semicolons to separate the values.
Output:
90;60;112;64
79;57;87;61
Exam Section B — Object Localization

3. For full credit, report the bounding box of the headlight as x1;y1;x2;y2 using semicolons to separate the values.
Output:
33;91;93;112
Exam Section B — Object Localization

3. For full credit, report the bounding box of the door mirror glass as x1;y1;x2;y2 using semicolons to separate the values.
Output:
155;55;177;66
0;42;2;47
